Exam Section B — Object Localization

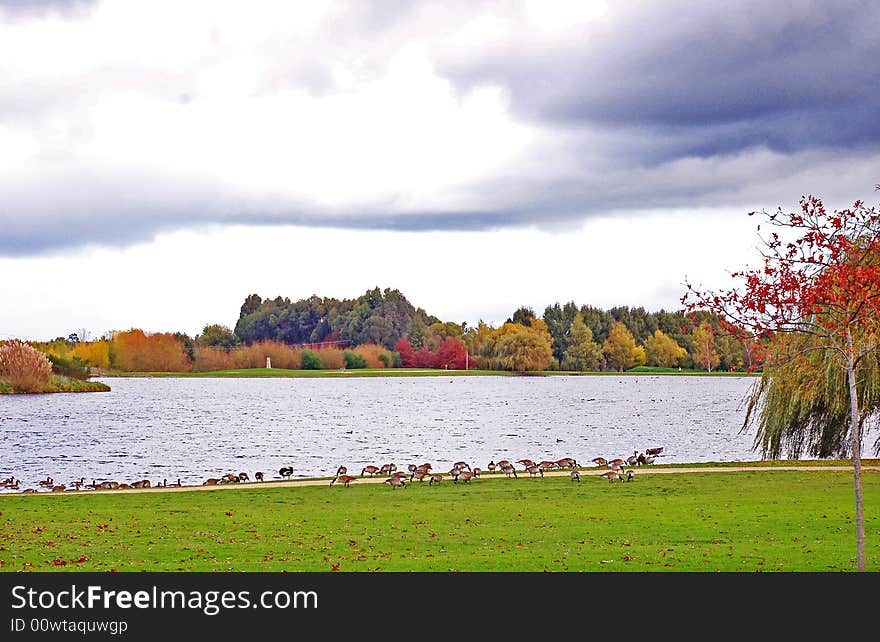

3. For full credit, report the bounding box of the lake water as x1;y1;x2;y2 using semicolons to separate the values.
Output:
0;375;765;490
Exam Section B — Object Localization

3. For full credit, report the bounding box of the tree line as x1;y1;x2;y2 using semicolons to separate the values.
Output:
31;286;760;373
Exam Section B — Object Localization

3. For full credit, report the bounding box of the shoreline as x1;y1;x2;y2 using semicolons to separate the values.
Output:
2;462;876;498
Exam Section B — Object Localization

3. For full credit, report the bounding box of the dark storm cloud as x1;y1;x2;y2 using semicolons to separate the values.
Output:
1;0;878;257
441;0;880;158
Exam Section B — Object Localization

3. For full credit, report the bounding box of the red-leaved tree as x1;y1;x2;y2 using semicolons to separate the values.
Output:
682;194;880;571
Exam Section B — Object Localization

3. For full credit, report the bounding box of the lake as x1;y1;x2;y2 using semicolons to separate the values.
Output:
0;374;764;490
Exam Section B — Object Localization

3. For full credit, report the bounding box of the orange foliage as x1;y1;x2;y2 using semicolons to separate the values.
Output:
230;341;302;369
352;343;391;368
192;346;234;372
0;340;52;392
110;329;191;372
314;347;344;369
70;340;111;370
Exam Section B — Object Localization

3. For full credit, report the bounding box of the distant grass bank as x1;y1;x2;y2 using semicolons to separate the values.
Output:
0;374;110;394
1;466;876;572
95;366;759;379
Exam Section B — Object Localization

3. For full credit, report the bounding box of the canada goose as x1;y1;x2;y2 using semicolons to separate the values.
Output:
472;467;482;477
131;479;150;488
411;469;430;483
204;478;221;485
487;461;496;472
429;474;443;485
51;484;66;492
448;466;462;482
641;454;657;465
279;466;294;479
592;457;608;466
538;460;556;470
517;459;535;468
607;458;626;468
39;477;54;488
600;470;623;482
500;463;518;479
237;472;249;482
555;457;578;469
361;465;380;476
453;461;471;471
570;470;580;482
118;483;131;489
336;465;348;476
456;470;475;483
624;469;635;482
379;463;397;476
330;474;357;487
645;447;664;456
384;476;406;489
221;473;238;484
525;465;544;478
70;477;85;490
254;472;264;482
627;452;640;466
496;459;512;468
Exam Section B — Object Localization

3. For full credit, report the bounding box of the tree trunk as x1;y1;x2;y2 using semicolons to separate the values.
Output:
845;328;865;572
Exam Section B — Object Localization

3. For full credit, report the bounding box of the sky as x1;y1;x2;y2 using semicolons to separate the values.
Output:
2;0;878;341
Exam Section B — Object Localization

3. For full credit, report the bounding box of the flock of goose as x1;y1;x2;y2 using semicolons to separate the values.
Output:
0;447;663;494
327;446;664;489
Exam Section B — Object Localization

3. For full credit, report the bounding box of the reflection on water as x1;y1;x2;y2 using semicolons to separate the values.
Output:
0;375;762;490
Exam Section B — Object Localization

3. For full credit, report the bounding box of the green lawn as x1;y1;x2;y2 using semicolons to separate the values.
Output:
1;468;876;572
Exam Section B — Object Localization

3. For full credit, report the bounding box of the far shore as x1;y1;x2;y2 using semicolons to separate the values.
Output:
93;366;760;379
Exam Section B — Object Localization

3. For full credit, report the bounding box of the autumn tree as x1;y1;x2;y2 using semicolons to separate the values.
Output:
495;320;553;372
602;322;638;371
690;324;720;372
197;324;239;351
683;194;880;572
643;329;687;368
562;313;602;371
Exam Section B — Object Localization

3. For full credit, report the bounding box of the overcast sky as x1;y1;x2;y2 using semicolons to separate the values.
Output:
2;0;878;341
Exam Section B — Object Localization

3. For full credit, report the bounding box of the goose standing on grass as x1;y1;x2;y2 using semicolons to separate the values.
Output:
570;470;581;482
361;465;380;476
627;452;640;466
500;463;518;479
330;474;357;487
600;470;623;483
384;475;407;489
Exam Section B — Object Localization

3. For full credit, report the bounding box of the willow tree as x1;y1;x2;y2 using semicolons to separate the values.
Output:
683;194;880;572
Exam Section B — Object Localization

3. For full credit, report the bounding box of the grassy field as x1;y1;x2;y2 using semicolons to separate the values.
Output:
1;466;877;572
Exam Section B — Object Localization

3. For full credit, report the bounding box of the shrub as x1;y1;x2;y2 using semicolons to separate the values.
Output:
47;353;90;380
0;340;53;392
343;351;367;369
313;347;344;369
301;349;324;370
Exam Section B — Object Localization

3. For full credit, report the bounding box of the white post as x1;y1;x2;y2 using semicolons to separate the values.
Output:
266;356;271;369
